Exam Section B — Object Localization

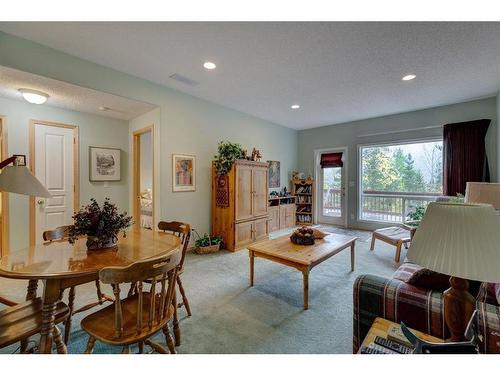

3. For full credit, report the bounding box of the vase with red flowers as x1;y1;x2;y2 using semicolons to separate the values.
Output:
68;198;133;250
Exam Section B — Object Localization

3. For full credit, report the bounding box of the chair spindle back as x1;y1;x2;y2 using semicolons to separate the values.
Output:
42;225;70;242
157;221;191;268
99;250;181;338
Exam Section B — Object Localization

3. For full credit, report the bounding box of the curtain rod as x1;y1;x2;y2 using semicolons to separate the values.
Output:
357;125;442;138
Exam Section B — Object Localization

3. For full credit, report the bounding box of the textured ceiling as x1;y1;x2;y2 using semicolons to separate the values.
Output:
1;22;500;129
0;66;156;120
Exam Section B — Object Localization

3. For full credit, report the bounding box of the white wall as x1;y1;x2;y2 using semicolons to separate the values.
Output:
0;96;129;251
0;32;299;241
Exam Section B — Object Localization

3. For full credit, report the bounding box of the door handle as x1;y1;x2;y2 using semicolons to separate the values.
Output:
37;199;45;205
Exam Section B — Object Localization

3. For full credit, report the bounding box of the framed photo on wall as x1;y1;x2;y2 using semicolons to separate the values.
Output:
172;154;196;192
89;146;121;181
268;160;280;188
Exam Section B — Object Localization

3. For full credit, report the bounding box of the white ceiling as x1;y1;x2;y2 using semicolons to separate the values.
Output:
1;22;500;129
0;66;156;121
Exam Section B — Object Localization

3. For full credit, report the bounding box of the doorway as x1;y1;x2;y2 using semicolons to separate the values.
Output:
29;120;79;245
133;126;155;230
315;148;347;227
0;116;8;256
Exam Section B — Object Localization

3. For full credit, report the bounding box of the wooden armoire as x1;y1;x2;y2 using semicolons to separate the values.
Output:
211;160;269;251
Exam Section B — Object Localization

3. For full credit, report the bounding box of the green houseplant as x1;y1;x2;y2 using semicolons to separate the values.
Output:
68;198;133;250
193;229;223;254
213;141;244;176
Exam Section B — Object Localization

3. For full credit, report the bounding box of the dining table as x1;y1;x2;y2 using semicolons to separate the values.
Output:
0;229;181;354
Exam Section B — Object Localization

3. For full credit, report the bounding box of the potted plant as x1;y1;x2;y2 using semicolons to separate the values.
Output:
193;229;223;254
68;198;133;250
213;141;244;176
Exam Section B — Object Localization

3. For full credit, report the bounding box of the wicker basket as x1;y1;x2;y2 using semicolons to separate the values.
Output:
194;244;221;254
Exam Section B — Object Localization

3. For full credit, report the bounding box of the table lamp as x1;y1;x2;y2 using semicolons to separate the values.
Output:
406;202;500;342
0;154;51;197
465;182;500;210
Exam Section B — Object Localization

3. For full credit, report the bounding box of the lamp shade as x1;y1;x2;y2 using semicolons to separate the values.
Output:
407;202;500;283
465;182;500;209
0;165;52;197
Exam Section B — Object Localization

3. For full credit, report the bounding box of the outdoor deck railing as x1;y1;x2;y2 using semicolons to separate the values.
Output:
322;189;441;222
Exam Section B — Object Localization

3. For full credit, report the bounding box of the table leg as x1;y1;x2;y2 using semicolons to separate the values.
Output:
302;268;309;310
350;241;355;272
39;279;61;354
172;291;180;346
21;279;39;353
249;251;255;287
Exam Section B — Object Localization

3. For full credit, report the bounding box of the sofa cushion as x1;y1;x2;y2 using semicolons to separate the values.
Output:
393;263;451;292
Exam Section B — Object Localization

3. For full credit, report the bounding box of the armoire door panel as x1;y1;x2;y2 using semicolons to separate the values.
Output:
235;165;253;222
253;217;269;242
252;167;268;217
235;221;254;249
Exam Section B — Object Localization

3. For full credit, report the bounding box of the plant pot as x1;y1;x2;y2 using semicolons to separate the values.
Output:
194;243;221;254
86;236;117;251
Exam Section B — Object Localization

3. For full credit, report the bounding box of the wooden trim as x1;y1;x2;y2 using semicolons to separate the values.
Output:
29;120;80;246
0;116;9;256
132;126;155;230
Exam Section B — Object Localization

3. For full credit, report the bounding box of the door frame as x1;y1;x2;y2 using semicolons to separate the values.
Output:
29;120;80;245
0;116;9;256
313;147;348;227
132;125;155;230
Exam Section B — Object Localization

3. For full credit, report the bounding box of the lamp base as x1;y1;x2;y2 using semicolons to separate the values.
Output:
443;277;476;342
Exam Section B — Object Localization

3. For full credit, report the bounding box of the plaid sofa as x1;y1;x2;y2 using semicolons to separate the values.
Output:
353;269;500;353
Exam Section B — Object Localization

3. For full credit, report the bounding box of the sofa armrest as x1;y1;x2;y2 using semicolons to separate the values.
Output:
353;274;446;353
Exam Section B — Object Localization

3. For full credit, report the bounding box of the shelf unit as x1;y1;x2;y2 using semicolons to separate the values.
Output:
292;177;314;225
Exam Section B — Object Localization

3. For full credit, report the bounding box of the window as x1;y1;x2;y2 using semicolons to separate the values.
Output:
359;139;443;222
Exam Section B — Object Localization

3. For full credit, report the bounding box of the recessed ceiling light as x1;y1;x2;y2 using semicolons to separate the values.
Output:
18;88;49;104
203;61;216;70
290;104;300;109
402;74;416;81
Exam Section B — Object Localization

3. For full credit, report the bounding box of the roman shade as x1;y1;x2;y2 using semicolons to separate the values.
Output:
320;152;343;168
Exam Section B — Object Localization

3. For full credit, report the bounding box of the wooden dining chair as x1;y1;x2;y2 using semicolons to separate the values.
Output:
43;226;114;344
157;221;193;347
81;250;182;354
0;296;70;353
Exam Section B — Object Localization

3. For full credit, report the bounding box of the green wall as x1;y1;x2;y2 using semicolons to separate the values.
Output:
0;96;129;251
298;97;498;230
0;32;298;249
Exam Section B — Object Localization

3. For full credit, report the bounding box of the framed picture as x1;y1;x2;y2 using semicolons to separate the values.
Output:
172;154;196;192
89;146;121;181
268;160;280;188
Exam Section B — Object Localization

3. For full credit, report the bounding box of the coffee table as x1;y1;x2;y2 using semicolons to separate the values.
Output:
247;234;356;309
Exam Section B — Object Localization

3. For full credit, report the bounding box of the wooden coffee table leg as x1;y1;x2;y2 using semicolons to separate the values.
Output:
350;241;355;271
249;251;255;287
302;268;309;310
39;279;62;354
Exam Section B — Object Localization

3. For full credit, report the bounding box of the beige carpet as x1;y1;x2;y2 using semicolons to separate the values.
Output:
0;226;402;354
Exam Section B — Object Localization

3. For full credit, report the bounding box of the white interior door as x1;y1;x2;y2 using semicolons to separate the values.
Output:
34;124;74;243
316;151;347;226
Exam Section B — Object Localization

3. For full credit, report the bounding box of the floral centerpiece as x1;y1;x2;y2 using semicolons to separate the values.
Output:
68;198;133;250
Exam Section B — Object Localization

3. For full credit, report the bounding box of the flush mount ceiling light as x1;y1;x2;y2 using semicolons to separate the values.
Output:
290;104;301;110
18;88;49;104
402;74;416;81
203;61;216;70
99;106;110;111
